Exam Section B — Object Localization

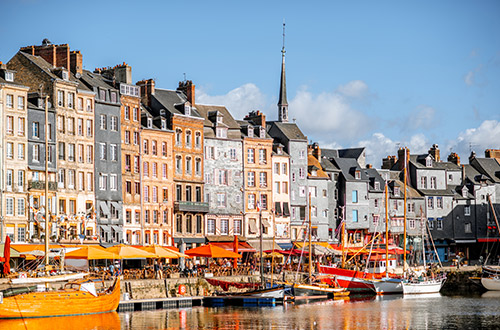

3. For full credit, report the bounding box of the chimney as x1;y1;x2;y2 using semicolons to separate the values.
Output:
447;152;460;166
20;40;70;70
397;147;410;170
469;151;476;163
70;50;83;75
382;155;397;170
428;144;440;162
366;164;373;169
177;80;195;105
312;142;321;160
244;110;266;129
114;62;132;84
485;149;500;162
137;79;155;107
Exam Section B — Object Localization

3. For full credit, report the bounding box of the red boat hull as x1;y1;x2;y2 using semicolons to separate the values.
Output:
317;265;375;294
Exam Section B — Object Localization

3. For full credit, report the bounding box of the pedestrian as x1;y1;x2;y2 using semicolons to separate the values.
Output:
154;260;160;279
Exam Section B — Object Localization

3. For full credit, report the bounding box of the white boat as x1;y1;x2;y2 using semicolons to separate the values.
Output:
481;276;500;291
10;272;89;285
238;286;286;299
370;277;403;294
402;276;446;294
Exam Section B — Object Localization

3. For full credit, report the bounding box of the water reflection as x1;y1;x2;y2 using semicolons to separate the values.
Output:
0;311;120;330
118;294;500;330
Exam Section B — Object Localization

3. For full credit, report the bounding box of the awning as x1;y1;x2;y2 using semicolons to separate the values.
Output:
100;225;111;233
173;237;206;244
111;225;121;232
210;242;256;253
110;201;121;211
283;203;290;216
248;240;280;252
478;238;500;242
454;239;477;244
275;202;282;216
278;242;293;250
99;201;111;218
248;219;257;234
262;219;271;228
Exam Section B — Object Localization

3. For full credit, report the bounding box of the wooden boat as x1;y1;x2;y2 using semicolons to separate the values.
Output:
226;285;286;299
292;283;349;299
0;277;120;319
10;272;89;285
316;265;376;294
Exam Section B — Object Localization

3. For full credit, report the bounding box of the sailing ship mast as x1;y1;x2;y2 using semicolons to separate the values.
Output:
308;193;312;283
44;95;50;267
403;148;407;274
385;177;389;276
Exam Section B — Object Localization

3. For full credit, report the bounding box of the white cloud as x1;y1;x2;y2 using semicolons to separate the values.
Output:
464;71;475;86
336;80;370;99
290;85;371;142
407;105;437;130
464;64;483;87
446;120;500;160
196;83;269;120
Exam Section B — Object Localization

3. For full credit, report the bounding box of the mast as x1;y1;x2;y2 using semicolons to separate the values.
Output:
385;179;389;276
341;206;346;269
308;193;312;283
44;95;50;267
403;148;407;274
259;206;264;287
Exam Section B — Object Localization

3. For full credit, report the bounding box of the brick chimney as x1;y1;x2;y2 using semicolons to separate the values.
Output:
244;110;266;129
447;152;460;166
69;50;83;75
366;164;373;169
311;142;321;160
137;79;155;107
485;149;500;162
177;80;195;105
428;144;440;162
382;155;397;170
20;40;70;70
114;62;132;84
397;147;410;170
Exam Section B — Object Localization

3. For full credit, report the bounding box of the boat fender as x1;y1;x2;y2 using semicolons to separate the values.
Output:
178;284;186;295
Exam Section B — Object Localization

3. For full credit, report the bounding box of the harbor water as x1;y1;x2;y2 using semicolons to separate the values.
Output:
1;292;500;329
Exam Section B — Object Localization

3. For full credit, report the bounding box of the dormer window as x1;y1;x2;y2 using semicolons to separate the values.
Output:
426;157;432;167
100;89;106;101
247;126;254;138
184;105;191;116
5;71;13;82
61;70;69;80
374;181;380;190
277;147;283;155
147;118;152;128
394;187;400;197
462;187;468;198
161;119;166;130
217;114;223;123
355;170;361;180
260;127;266;138
216;127;227;139
110;92;117;103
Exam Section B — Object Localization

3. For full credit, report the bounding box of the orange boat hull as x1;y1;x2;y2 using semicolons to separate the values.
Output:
0;311;121;330
0;278;120;319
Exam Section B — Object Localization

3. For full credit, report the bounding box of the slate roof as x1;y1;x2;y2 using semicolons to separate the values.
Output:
330;157;368;181
364;168;385;193
418;188;456;197
196;104;241;139
151;88;202;118
320;157;339;172
321;148;339;159
79;69;115;90
338;147;365;160
266;121;307;141
471;158;500;183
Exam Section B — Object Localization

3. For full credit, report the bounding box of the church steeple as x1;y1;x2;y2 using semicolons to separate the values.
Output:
278;21;289;123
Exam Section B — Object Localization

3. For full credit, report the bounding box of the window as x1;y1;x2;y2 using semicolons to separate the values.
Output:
152;162;157;178
185;156;192;174
110;144;118;161
195;132;201;148
67;170;75;189
77;118;83;136
110;174;117;191
86;145;93;163
427;197;434;209
125;131;130;144
110;116;118;131
247;148;255;163
421;177;427;189
205;146;215;159
66;143;74;161
282;163;287;175
299;186;306;197
58;169;65;188
143;162;149;177
17;96;25;110
247;172;255;187
234;219;242;235
184;104;191;115
99;143;106;160
57;90;64;107
151;140;157;155
134;132;139;145
185;130;192;147
260;194;268;209
32;122;40;138
426;157;432;167
394;187;400;197
409;219;416;229
207;219;216;235
464;206;471;216
6;94;13;108
134;108;140;121
124;106;130;120
430;176;437;189
259;172;267;187
259;149;267;164
351;190;358;203
6;116;13;134
162;163;167;178
99;173;107;190
355;170;361;180
17;170;24;188
299;168;305;179
275;182;281;194
77;97;83;111
143;140;149;154
436;197;443;209
6;170;13;189
352;210;358;222
100;114;107;130
373;215;379;225
18;117;25;136
68;93;74;108
78;172;84;191
436;218;443;230
175;129;182;146
282;182;288;194
195;158;202;176
185;186;192;202
217;193;226;207
465;222;472;233
5;72;13;82
86;119;93;137
216;127;227;138
86;99;92;112
220;219;229;235
87;173;93;191
299;150;305;159
6;143;13;159
77;144;84;162
163;188;168;201
162;142;167;156
32;145;40;162
247;194;255;209
6;198;13;216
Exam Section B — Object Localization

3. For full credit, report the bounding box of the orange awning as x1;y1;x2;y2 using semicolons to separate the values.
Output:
184;244;242;258
139;245;189;259
106;244;157;259
210;242;256;253
65;246;119;260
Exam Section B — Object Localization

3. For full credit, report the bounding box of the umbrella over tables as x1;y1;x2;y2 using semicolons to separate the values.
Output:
106;244;157;259
184;244;242;259
140;245;189;259
65;246;120;260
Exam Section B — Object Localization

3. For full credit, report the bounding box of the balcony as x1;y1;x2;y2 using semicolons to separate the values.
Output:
28;180;57;191
174;201;209;213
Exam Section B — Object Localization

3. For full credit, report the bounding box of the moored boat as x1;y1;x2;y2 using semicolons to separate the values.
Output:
316;265;376;294
402;275;446;295
481;276;500;291
370;277;403;294
0;277;120;319
292;283;349;299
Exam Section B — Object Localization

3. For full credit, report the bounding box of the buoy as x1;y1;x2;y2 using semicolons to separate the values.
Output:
178;284;186;295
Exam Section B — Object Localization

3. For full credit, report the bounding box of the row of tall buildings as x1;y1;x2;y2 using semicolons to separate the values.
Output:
1;39;499;261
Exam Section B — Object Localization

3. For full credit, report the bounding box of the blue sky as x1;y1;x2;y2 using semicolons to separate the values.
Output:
2;0;499;166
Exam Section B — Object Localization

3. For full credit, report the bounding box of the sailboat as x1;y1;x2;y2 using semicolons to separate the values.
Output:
0;96;121;318
480;195;500;291
293;194;349;299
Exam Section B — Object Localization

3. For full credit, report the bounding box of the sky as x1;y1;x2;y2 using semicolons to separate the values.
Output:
1;0;499;167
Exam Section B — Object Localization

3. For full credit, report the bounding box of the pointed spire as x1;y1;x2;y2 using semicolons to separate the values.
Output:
278;20;289;123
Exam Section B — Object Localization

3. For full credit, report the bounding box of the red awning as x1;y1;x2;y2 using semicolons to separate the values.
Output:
478;238;500;242
210;242;256;253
